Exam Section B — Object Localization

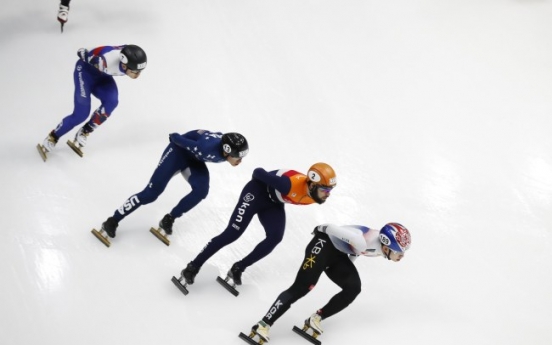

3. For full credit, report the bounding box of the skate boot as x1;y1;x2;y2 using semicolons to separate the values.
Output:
217;262;243;296
239;321;270;344
292;312;323;345
150;213;174;246
57;4;69;32
228;263;243;285
101;217;118;238
37;130;58;162
75;127;89;147
43;131;58;152
57;4;69;23
252;321;270;342
305;312;323;334
171;262;200;296
67;127;90;157
182;262;200;284
159;214;175;235
91;217;118;248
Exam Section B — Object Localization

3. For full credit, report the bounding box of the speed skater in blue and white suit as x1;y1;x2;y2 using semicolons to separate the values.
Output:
40;44;147;155
98;130;249;241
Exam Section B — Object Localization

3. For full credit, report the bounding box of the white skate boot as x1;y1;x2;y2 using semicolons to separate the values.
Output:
75;127;89;147
305;312;323;334
239;320;270;344
253;321;270;342
57;5;69;23
66;127;89;157
43;132;58;152
57;4;69;32
37;131;58;162
292;312;323;344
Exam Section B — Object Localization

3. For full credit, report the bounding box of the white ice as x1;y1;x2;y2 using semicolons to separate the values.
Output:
1;1;551;344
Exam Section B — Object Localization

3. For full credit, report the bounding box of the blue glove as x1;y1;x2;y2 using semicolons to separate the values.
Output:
169;133;178;143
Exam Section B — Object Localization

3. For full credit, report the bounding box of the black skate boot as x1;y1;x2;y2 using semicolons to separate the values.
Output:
228;263;243;285
171;262;200;296
159;214;175;235
149;213;174;246
91;217;118;248
182;262;200;284
101;217;118;238
216;262;243;296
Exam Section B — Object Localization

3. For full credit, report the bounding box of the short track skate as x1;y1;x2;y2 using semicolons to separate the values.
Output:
36;144;49;162
91;228;111;247
66;140;84;157
238;330;267;345
57;5;68;33
149;227;170;246
171;275;190;296
292;323;322;345
216;274;240;297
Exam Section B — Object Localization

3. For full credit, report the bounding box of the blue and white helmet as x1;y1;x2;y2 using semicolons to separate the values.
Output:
379;223;411;253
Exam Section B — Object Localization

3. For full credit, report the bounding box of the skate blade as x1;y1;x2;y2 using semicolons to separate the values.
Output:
292;326;321;345
216;276;239;297
150;227;170;246
36;144;48;162
91;229;111;247
66;140;84;157
171;276;189;295
238;332;265;345
58;17;66;33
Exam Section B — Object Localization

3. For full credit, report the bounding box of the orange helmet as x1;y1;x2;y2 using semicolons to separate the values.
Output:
307;163;337;187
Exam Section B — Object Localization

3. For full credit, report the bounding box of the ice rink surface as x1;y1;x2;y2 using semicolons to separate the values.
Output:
1;1;551;344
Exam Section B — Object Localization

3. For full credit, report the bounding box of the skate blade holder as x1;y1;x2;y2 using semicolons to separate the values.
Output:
150;227;170;246
171;276;190;295
57;15;66;33
36;144;48;162
292;325;322;345
216;276;240;297
91;229;111;247
66;140;84;157
238;331;266;345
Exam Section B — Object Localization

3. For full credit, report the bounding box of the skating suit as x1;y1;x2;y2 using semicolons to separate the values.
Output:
191;168;318;269
262;225;383;325
113;130;227;221
53;45;129;138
